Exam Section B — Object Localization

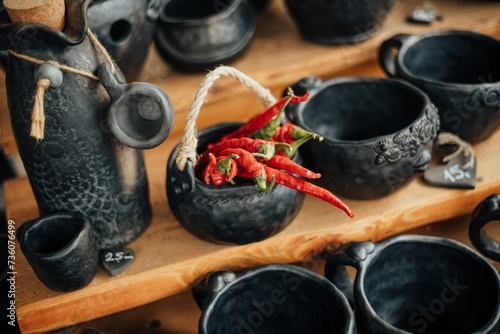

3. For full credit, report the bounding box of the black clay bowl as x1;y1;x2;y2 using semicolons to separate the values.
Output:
380;31;500;142
155;0;256;72
166;123;305;245
287;77;439;200
193;264;356;334
285;0;394;45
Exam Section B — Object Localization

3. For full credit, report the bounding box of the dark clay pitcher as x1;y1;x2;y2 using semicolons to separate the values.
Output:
0;0;174;250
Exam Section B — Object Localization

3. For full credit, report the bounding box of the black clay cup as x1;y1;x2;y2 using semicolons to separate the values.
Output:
285;0;394;45
325;235;500;334
380;31;500;143
193;264;356;334
470;194;500;262
18;212;99;292
155;0;256;72
286;76;439;200
166;123;305;245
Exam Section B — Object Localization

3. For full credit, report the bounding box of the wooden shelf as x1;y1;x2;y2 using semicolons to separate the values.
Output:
2;0;500;333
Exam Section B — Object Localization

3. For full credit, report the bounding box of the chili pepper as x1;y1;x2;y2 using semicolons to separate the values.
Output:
272;123;322;144
205;137;276;160
239;166;353;218
276;132;324;158
264;154;321;179
201;153;218;185
218;91;310;141
215;154;239;184
219;148;275;192
250;87;295;140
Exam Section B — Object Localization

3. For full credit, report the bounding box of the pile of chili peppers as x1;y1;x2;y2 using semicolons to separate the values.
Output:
195;88;353;218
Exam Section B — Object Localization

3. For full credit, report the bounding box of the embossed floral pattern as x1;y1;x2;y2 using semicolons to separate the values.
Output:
374;106;439;165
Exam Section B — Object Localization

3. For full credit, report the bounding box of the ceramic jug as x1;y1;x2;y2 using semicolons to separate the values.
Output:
87;0;161;82
0;0;170;250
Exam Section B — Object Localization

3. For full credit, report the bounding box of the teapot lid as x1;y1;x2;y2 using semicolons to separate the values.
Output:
0;0;92;50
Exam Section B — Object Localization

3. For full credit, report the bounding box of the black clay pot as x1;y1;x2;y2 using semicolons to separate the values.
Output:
18;212;99;292
250;0;272;12
325;235;500;334
155;0;256;72
285;0;394;45
166;123;305;245
470;194;500;261
193;264;356;334
87;0;161;82
380;31;500;143
286;76;439;200
0;0;154;250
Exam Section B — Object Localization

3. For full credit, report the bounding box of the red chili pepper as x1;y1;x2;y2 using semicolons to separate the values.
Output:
219;148;275;192
218;92;310;142
201;153;218;185
205;138;276;160
264;154;321;179
239;166;353;218
213;154;239;185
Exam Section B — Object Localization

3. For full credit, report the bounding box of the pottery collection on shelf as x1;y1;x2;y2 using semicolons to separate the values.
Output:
0;0;499;333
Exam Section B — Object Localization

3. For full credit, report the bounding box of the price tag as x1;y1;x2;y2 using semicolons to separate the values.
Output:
423;151;476;189
100;248;135;276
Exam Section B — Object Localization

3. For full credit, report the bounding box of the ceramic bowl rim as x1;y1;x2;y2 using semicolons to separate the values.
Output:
199;263;356;334
396;30;500;88
293;76;433;145
159;0;245;25
20;212;89;259
356;234;500;333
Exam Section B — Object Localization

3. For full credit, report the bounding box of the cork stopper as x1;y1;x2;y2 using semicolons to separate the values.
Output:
4;0;66;31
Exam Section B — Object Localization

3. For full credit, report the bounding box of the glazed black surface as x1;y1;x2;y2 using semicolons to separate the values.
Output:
18;213;99;292
325;235;500;334
470;194;500;261
380;31;500;142
286;77;439;200
0;0;152;250
166;123;305;245
285;0;394;45
155;0;255;71
194;264;356;334
87;0;161;81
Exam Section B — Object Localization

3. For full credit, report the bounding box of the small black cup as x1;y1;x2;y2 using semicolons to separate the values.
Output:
286;76;439;200
285;0;394;45
470;194;500;262
325;235;500;334
18;212;99;292
380;30;500;143
193;264;356;334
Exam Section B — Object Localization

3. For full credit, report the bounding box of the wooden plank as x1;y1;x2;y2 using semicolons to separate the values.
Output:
6;120;500;333
49;216;500;334
1;0;500;155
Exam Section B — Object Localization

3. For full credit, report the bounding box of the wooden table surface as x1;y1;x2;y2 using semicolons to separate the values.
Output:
1;0;500;333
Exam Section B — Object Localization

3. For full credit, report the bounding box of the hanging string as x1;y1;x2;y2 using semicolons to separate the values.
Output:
8;29;115;140
436;132;475;168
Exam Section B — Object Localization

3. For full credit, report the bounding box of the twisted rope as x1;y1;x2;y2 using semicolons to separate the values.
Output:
8;29;115;140
175;66;277;171
436;132;475;167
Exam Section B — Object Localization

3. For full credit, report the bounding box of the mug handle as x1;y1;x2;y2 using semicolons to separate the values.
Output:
469;194;500;261
379;34;411;77
324;241;375;306
192;271;236;310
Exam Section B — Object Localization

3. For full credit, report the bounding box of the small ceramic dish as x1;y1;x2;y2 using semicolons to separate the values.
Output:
285;0;395;45
155;0;256;72
286;76;439;200
167;123;305;245
193;264;356;334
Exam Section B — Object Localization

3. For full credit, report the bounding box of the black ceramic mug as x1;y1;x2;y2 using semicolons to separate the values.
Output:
285;0;394;45
192;264;356;334
325;235;500;334
470;194;500;262
18;212;99;292
285;76;439;200
380;30;500;143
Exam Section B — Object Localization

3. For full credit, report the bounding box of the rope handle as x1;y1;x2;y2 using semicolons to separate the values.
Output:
175;66;277;171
